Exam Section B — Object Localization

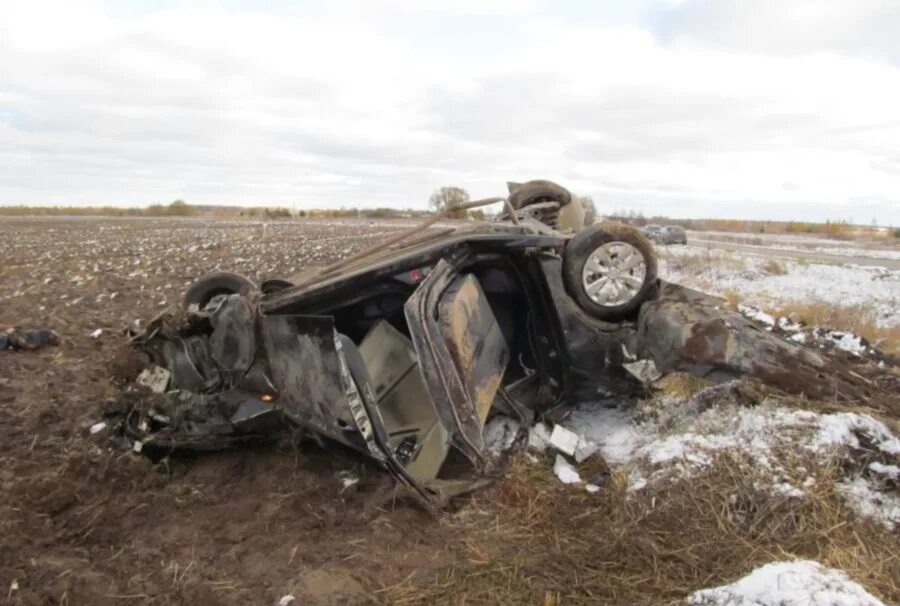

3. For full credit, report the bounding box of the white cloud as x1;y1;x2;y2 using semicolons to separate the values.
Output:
0;0;898;223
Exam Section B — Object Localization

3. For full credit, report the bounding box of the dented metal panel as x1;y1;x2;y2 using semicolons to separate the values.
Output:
637;292;835;394
260;314;360;449
438;274;509;426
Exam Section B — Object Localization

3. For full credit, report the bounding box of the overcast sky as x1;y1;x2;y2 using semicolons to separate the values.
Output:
2;0;900;223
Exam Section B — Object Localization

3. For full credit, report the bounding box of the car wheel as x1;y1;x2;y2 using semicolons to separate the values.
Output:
508;179;572;210
563;224;658;321
182;271;256;310
261;278;293;294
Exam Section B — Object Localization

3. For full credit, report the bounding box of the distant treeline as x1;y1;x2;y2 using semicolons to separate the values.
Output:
0;200;197;217
0;201;478;220
1;200;892;236
606;210;895;238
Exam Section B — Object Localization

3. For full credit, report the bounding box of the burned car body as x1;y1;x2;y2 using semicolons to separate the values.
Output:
118;181;868;507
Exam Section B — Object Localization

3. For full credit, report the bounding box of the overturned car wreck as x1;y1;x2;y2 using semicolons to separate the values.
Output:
114;180;879;507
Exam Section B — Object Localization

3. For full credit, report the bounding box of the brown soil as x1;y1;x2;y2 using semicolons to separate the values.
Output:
2;217;898;606
0;217;459;605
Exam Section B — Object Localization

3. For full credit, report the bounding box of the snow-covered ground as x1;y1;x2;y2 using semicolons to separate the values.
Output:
688;230;900;261
688;560;884;606
658;245;900;327
528;384;900;530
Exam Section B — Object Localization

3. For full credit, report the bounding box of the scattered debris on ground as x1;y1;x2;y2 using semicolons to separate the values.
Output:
0;328;60;351
534;381;900;529
2;214;898;605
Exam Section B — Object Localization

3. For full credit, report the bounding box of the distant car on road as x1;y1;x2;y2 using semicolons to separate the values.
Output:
643;224;687;245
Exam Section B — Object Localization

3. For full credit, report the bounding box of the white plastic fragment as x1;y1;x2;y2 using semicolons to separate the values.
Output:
90;328;103;339
277;596;295;606
549;425;579;456
574;436;599;463
622;359;662;384
132;440;143;453
552;455;582;484
89;422;107;434
337;470;359;490
136;366;171;393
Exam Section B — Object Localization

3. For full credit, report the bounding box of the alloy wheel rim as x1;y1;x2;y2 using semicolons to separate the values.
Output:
581;242;647;307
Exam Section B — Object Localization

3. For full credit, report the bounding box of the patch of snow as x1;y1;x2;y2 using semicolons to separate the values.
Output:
778;317;803;332
483;416;521;456
565;403;642;465
767;482;805;499
527;422;552;452
552;455;582;485
738;304;775;328
687;560;884;606
687;230;900;261
869;462;900;480
660;246;900;328
836;477;900;530
823;331;867;355
813;413;900;455
564;392;900;527
628;477;648;492
737;304;875;357
789;332;808;344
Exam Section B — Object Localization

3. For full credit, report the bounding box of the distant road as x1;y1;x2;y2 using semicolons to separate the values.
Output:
688;238;900;271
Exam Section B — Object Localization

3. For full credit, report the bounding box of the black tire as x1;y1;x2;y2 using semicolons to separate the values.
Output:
508;179;572;210
261;278;293;294
562;224;658;321
182;272;256;310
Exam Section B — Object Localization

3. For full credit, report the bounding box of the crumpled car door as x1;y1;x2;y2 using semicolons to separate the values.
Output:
404;260;511;469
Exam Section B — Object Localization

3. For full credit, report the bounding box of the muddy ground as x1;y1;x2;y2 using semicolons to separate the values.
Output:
1;217;460;605
1;217;898;606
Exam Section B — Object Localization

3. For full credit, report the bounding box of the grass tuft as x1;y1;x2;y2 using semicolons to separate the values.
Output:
379;452;900;605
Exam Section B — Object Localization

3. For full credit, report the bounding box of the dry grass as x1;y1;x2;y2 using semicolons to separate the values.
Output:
720;289;742;310
380;452;900;605
761;259;787;275
661;250;749;280
769;301;900;355
656;373;711;400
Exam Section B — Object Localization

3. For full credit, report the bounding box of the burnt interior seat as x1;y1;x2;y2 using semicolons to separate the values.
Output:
357;320;450;482
437;274;510;426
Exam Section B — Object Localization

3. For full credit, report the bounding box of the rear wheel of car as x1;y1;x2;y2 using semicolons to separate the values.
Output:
508;179;572;210
260;278;293;294
563;224;657;321
182;271;256;310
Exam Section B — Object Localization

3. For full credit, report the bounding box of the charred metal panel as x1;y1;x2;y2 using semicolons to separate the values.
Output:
259;314;361;450
333;335;387;463
207;294;256;388
637;295;837;395
405;259;488;466
535;256;642;400
264;232;565;315
438;274;509;426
